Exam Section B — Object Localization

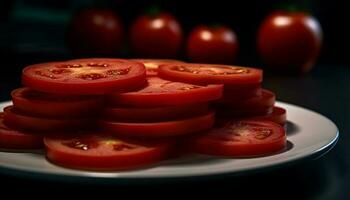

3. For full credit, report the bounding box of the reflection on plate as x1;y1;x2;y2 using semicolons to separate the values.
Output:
0;101;339;181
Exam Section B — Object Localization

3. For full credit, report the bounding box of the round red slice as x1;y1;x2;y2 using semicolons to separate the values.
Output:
3;106;94;132
248;106;287;126
191;119;286;157
158;63;262;85
99;111;215;138
108;76;223;107
44;133;172;171
11;87;103;117
216;89;276;117
222;83;262;100
130;59;185;76
103;103;209;122
22;59;146;95
0;113;43;149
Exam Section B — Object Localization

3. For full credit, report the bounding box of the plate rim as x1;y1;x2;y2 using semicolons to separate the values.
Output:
0;101;339;181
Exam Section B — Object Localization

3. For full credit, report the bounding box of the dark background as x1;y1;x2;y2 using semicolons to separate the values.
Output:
0;0;349;199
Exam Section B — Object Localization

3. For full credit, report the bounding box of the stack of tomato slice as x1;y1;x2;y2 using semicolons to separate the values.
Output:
101;76;221;137
158;63;287;125
0;58;287;171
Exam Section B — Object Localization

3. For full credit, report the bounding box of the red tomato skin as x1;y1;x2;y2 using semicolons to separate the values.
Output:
187;25;238;64
67;9;124;55
130;12;183;58
258;11;322;73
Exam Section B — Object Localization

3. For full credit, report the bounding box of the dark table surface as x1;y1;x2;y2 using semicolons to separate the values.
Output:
0;62;348;199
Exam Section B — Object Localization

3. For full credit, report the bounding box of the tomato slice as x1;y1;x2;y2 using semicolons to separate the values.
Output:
108;76;223;107
103;103;209;122
44;133;172;170
222;83;262;100
130;59;185;76
158;63;262;85
99;111;215;138
22;59;146;95
216;89;275;117
247;106;287;126
3;106;94;132
0;113;43;149
191;119;286;157
11;87;103;117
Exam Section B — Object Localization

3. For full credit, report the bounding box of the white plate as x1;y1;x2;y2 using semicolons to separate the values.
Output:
0;101;339;181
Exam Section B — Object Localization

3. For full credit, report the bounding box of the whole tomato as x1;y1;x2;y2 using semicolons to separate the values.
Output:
130;12;183;58
257;11;322;74
67;9;123;56
187;25;238;64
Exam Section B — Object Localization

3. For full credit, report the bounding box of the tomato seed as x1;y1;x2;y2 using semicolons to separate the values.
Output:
79;73;106;80
113;143;135;151
63;139;99;151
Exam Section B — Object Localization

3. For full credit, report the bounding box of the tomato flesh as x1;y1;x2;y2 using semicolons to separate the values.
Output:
44;133;172;170
130;59;184;76
0;113;43;149
191;120;286;157
108;76;223;107
22;59;146;95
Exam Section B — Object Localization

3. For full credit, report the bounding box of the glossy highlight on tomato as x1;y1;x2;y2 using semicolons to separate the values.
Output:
258;11;322;74
130;12;183;58
187;25;238;64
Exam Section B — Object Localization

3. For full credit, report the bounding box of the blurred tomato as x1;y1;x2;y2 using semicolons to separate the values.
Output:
257;11;322;74
187;25;238;64
130;12;183;58
67;9;123;56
